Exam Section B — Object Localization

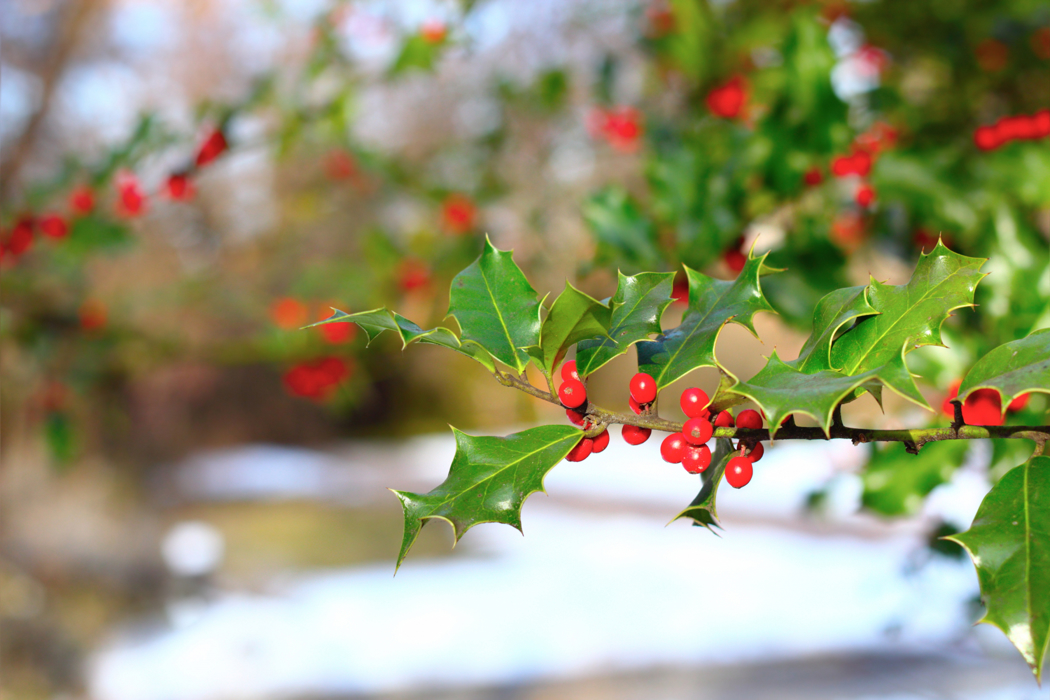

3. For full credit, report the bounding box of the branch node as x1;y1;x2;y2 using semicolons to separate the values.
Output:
904;440;920;455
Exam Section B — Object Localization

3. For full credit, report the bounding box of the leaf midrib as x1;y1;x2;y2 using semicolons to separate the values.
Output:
843;265;974;374
478;260;523;369
579;281;663;374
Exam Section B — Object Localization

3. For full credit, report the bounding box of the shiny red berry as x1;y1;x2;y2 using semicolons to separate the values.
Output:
559;379;587;409
682;445;712;474
713;411;734;428
566;409;586;426
726;456;754;488
592;429;610;454
622;424;652;445
629;396;644;414
736;409;763;430
683;417;713;446
561;360;580;382
747;442;764;462
566;438;593;462
630;372;657;404
680;387;710;418
660;432;688;463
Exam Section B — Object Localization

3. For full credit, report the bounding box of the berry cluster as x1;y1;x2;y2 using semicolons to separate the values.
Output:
558;366;765;488
973;111;1050;151
282;356;353;401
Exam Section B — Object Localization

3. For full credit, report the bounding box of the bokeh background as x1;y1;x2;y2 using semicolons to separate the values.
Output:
2;1;1049;699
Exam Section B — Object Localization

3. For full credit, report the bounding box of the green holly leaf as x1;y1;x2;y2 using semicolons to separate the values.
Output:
946;456;1050;682
391;425;582;570
309;308;494;372
670;438;735;531
861;440;969;516
790;285;877;373
525;283;613;376
637;254;777;388
581;187;663;272
958;328;1050;415
447;237;542;374
829;242;987;398
389;33;442;75
575;271;676;377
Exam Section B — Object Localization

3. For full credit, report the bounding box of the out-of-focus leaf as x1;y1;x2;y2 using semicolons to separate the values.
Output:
947;456;1050;682
861;440;969;516
389;34;442;75
575;271;676;377
447;237;542;373
391;425;582;570
582;187;663;272
958;328;1050;414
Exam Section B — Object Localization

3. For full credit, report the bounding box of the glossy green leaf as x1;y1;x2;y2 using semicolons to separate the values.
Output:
391;425;582;570
958;328;1050;414
447;237;542;374
671;438;735;531
637;254;777;388
525;283;613;376
946;456;1050;682
861;440;969;516
830;243;987;397
575;271;676;377
790;285;877;373
310;308;494;372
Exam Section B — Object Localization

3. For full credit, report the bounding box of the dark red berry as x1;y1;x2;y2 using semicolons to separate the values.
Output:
559;379;587;409
566;438;593;462
680;387;710;418
566;409;586;426
195;129;228;168
561;360;580;382
683;417;713;446
630;372;657;404
736;409;763;430
747;442;764;462
39;214;69;240
726;456;754;488
592;429;610;454
660;432;688;463
682;445;712;474
622;424;652;445
713;411;734;428
629;396;644;414
724;248;747;273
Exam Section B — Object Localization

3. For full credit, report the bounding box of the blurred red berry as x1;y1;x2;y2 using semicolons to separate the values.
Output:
324;149;357;180
420;19;447;44
165;173;195;201
706;76;748;119
319;323;356;344
70;186;95;215
645;1;675;37
271;297;309;329
602;106;644;153
397;259;431;292
116;173;147;217
441;194;476;235
39;214;69;240
79;299;108;332
671;275;688;305
973;125;1001;151
724;248;747;273
7;218;34;255
1033;27;1050;60
803;167;824;186
912;228;941;253
195;129;228;168
975;39;1009;72
855;183;876;208
831;213;866;250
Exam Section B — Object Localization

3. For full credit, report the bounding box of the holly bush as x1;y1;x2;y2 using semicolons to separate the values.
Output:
2;0;1049;684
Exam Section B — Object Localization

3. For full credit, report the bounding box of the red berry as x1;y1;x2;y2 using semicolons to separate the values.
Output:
397;259;430;292
705;76;748;119
671;276;688;306
442;194;476;234
324;149;357;180
195;129;228;168
559;379;587;409
725;456;754;488
165;173;195;201
319;323;355;344
39;214;68;240
682;445;712;474
6;218;34;256
1008;393;1030;412
736;409;763;430
803;166;824;186
680;387;711;418
713;411;734;428
116;173;147;217
420;19;447;44
69;186;95;215
561;360;580;382
747;442;765;462
566;409;586;426
660;433;688;464
724;248;747;273
592;429;610;454
855;183;876;207
629;395;644;414
683;417;713;446
566;438;593;462
622;424;652;445
271;297;309;329
629;372;657;404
